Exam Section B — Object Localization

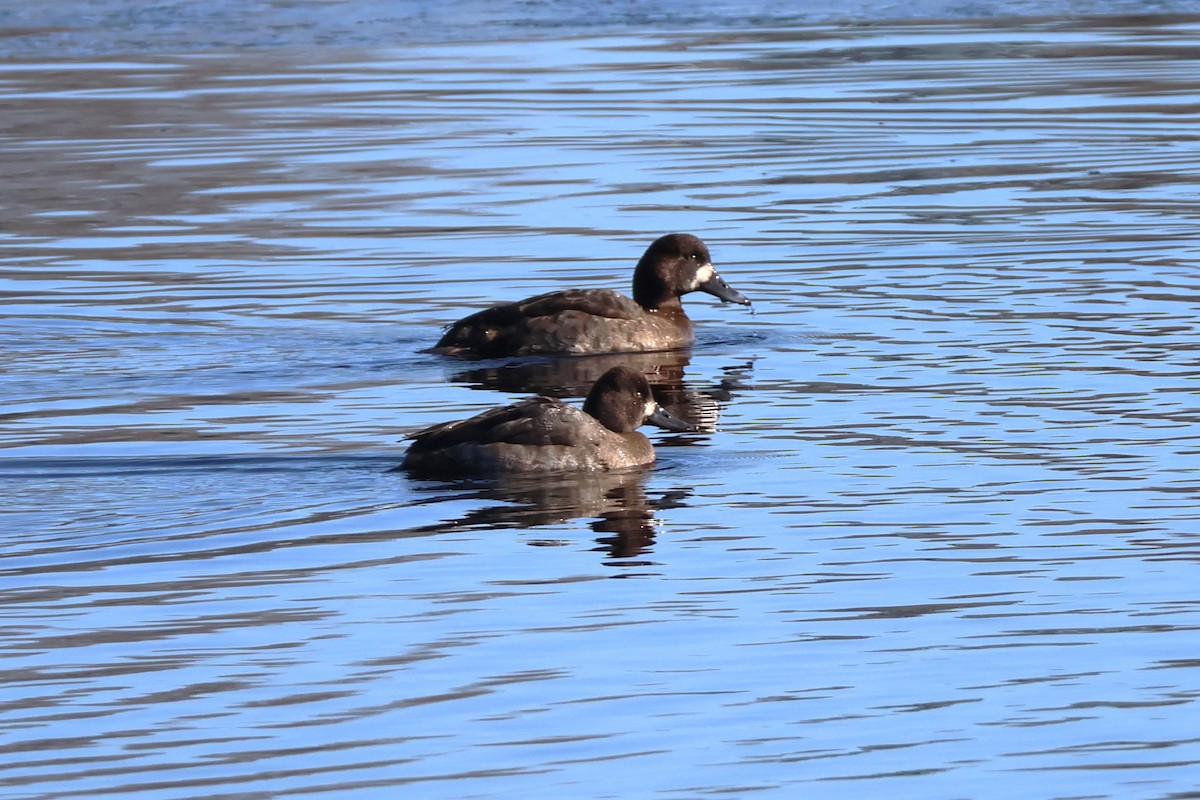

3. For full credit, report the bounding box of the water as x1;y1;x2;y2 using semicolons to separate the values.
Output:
3;5;1200;799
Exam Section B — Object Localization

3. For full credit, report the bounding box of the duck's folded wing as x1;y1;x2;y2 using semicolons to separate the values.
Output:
518;289;643;321
407;402;526;448
435;290;645;355
408;398;586;450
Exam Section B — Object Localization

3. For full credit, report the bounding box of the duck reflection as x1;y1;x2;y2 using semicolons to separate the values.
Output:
405;468;690;560
446;349;755;434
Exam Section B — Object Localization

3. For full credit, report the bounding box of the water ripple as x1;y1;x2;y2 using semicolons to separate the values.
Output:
2;12;1200;800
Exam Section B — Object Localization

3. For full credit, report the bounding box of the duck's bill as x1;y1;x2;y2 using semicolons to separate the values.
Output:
698;269;751;306
648;405;696;432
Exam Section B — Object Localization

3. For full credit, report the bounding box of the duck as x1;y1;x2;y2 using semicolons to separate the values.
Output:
433;233;750;357
401;366;694;474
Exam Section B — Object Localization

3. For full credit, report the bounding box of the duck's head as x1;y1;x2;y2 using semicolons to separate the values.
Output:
583;365;694;434
632;233;751;310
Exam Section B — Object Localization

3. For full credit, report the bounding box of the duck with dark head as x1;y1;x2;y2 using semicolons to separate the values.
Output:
401;365;695;474
433;233;751;357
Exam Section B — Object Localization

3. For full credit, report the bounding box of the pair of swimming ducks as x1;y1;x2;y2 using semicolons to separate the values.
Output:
404;233;751;474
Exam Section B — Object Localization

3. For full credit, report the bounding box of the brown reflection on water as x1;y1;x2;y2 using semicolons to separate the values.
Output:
403;468;692;561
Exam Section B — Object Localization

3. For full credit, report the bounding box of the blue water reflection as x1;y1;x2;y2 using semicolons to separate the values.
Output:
2;8;1200;800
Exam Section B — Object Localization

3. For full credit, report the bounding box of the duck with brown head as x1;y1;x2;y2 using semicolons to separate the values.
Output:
433;233;751;357
401;366;694;474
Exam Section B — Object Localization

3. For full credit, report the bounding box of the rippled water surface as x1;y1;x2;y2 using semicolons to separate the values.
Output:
3;9;1200;800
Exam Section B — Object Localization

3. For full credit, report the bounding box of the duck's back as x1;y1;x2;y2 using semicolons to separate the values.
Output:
434;288;689;356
